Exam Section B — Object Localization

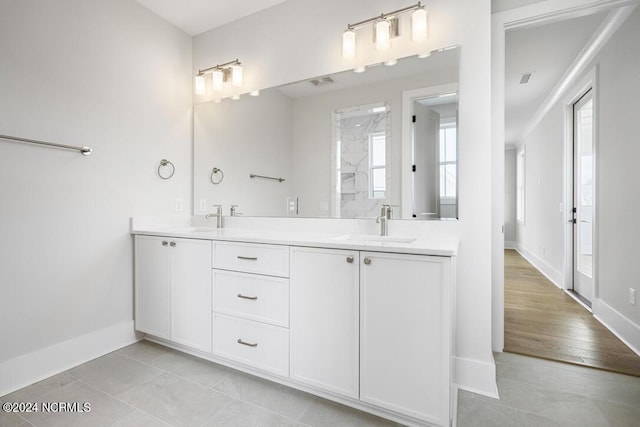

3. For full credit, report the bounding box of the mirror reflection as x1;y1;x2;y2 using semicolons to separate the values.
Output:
193;47;459;219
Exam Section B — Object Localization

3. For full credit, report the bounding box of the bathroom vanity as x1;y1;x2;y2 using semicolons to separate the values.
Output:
132;224;457;427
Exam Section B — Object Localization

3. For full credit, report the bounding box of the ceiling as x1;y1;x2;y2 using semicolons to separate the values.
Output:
135;0;289;36
504;11;607;146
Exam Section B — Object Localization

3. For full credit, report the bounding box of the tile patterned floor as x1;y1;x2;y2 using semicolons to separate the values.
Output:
1;341;639;426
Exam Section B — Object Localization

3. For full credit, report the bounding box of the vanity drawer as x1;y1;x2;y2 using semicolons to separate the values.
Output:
213;241;289;277
213;270;289;327
212;313;289;376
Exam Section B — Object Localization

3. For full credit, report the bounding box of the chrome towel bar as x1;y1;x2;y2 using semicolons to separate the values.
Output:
0;133;92;155
250;173;285;182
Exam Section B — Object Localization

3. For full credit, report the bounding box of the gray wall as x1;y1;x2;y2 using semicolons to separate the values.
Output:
0;0;192;363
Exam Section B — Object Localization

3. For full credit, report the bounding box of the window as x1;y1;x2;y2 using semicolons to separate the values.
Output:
439;123;457;198
369;132;386;199
516;148;525;223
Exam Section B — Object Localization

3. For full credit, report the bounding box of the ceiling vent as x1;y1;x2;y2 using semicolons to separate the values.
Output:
519;73;533;84
309;76;335;87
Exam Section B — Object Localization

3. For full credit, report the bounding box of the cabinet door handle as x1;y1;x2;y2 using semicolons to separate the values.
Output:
363;257;371;265
162;241;168;246
169;242;176;247
237;339;258;347
346;256;354;263
237;256;258;261
237;293;258;300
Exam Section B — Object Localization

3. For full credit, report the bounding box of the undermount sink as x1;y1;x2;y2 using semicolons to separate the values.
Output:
332;234;416;244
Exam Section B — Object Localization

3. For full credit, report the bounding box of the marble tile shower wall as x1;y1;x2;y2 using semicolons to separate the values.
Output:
338;106;391;219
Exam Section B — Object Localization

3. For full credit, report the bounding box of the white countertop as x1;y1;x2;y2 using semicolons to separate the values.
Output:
130;226;458;257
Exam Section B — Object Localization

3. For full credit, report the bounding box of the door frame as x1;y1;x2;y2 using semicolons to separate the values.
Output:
491;0;638;352
563;68;598;302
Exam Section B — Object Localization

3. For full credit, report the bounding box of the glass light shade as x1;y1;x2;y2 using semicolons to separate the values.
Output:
231;64;243;88
384;58;397;66
195;75;205;96
212;69;224;92
411;7;428;41
342;29;356;58
353;65;366;73
375;19;391;51
231;93;240;100
250;90;260;97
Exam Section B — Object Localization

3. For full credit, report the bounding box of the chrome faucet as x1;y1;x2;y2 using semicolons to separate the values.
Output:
230;204;242;216
376;204;393;236
205;204;223;228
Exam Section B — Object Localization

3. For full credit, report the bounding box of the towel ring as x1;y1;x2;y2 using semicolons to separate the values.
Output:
210;167;224;184
158;159;175;180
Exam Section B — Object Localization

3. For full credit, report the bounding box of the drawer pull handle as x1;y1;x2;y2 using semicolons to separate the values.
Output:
346;256;354;263
364;257;372;265
237;293;258;300
169;242;176;247
237;256;258;261
237;339;258;347
162;241;168;246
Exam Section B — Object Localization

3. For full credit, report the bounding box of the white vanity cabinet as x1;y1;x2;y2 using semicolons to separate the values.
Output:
290;247;360;399
211;241;290;376
132;227;455;427
289;248;453;426
134;235;212;353
360;252;452;426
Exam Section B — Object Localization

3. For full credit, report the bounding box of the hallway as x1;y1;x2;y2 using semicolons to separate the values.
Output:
504;249;640;377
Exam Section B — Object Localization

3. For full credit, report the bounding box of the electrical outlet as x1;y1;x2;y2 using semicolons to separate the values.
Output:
175;198;183;212
630;288;636;305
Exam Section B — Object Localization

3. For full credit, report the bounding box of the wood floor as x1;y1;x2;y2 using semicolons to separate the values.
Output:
504;249;640;377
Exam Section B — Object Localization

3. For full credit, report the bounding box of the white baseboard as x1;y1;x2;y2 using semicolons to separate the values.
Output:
592;299;640;357
454;356;499;399
0;321;140;397
514;246;563;288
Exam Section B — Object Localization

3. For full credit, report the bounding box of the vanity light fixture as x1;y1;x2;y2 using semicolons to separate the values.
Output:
342;2;428;59
194;58;243;96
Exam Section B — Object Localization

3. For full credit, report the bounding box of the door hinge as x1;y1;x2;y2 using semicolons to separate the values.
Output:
412;115;416;123
412;164;416;172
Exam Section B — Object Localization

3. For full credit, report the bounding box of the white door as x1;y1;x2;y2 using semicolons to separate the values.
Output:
412;102;440;218
360;252;451;424
290;247;359;398
170;238;212;352
573;89;594;304
134;236;171;339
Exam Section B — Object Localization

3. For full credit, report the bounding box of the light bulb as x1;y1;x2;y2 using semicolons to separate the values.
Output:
342;29;356;59
354;65;366;73
384;58;397;66
212;69;224;92
375;19;391;51
250;90;260;97
231;64;243;88
231;93;240;100
195;75;205;96
411;7;428;41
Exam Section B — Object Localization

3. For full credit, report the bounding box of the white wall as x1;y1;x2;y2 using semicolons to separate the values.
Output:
516;102;565;283
0;0;192;390
194;0;496;395
513;6;640;349
588;7;640;344
193;90;294;216
504;148;517;245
